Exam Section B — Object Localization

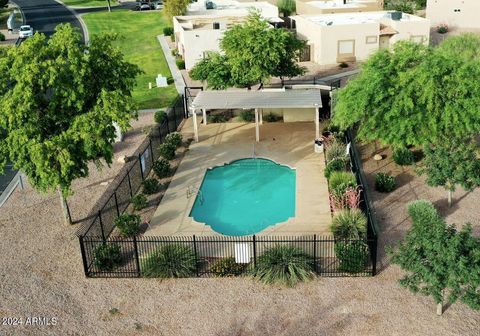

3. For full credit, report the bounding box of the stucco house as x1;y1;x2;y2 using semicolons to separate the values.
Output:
426;0;480;29
296;0;383;15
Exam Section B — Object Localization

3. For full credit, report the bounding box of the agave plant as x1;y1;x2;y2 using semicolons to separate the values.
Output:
330;209;367;239
142;244;196;278
251;245;315;287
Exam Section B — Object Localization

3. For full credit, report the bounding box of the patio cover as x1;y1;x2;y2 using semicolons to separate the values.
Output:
191;89;322;110
189;89;323;142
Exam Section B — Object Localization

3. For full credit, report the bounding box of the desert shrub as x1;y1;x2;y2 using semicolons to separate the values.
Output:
0;32;5;42
115;213;141;237
328;171;357;194
335;240;369;273
210;257;248;277
208;114;228;123
163;26;174;36
154;110;166;124
142;244;196;278
436;24;448;34
153;158;171;178
264;113;280;122
324;158;346;179
339;62;348;68
176;59;185;70
393;147;414;166
142;178;160;195
239;110;255;122
165;132;183;148
159;142;176;160
375;173;396;193
251;245;315;287
93;243;122;271
331;209;367;239
131;194;148;211
326;139;347;162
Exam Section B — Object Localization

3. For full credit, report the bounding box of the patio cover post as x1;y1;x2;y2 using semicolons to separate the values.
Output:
192;108;199;142
202;108;207;125
259;109;263;125
255;108;260;142
315;107;320;139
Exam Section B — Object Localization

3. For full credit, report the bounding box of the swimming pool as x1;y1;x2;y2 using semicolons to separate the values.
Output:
189;158;296;236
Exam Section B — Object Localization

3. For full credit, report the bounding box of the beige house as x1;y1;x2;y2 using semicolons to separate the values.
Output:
293;11;430;67
173;0;280;70
296;0;383;15
426;0;480;29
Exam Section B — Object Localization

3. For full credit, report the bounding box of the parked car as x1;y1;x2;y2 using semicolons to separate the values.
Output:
19;25;33;38
136;2;151;10
154;2;164;9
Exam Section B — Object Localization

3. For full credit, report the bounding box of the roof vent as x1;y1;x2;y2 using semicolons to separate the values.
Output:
213;22;220;29
206;1;214;9
391;11;403;21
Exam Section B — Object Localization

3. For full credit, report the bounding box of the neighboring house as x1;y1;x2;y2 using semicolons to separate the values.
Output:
174;0;280;70
426;0;480;29
293;11;430;68
296;0;384;15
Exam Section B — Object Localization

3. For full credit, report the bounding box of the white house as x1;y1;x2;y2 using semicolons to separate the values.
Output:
296;0;384;15
426;0;480;29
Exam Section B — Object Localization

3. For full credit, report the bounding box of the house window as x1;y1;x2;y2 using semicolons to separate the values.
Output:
410;35;424;44
365;36;378;44
337;40;355;56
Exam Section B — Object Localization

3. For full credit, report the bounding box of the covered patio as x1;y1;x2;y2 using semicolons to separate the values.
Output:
189;89;323;142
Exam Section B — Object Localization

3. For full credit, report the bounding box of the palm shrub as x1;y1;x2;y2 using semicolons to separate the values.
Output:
159;142;176;160
240;110;255;122
115;213;141;237
154;110;166;124
375;173;396;193
335;240;370;273
328;171;357;194
331;209;367;239
142;244;196;278
93;243;122;271
142;178;160;195
326;139;347;162
210;257;248;277
131;194;148;211
153;158;171;178
165;132;183;149
393;147;414;166
251;245;315;287
324;158;346;179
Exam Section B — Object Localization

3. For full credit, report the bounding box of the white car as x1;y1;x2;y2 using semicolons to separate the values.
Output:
19;25;33;38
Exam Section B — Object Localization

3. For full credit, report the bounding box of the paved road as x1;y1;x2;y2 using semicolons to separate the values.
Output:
13;0;86;43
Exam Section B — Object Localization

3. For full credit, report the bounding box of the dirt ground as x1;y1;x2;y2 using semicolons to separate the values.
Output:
1;135;480;335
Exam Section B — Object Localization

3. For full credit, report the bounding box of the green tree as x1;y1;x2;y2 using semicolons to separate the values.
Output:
384;0;415;14
165;0;190;21
0;0;8;8
389;200;480;315
0;24;141;223
417;138;480;207
190;12;305;88
277;0;296;17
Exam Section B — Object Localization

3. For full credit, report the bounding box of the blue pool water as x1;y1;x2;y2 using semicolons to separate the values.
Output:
190;158;296;236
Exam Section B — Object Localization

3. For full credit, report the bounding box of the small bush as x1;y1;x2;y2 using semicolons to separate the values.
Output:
208;114;228;123
154;110;166;124
159;142;176;160
131;194;148;211
393;147;414;166
163;26;174;36
335;240;369;273
339;62;349;68
264;113;280;122
171;49;177;57
436;24;448;34
115;213;141;237
176;59;185;70
251;245;315;287
210;257;248;277
328;171;357;194
324;158;346;179
239;110;255;122
165;132;183;149
331;209;367;239
170;35;175;42
375;173;396;193
142;178;160;195
153;158;171;178
0;32;5;42
326;139;347;162
93;243;122;271
142;244;196;278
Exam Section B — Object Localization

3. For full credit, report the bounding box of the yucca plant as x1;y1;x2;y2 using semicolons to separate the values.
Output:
251;245;315;287
142;244;196;278
331;209;367;239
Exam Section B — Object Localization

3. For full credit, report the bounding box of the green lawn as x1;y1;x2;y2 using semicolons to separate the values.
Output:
83;10;178;109
61;0;118;8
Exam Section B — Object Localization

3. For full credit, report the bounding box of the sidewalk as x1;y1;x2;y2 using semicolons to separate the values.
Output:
157;35;185;95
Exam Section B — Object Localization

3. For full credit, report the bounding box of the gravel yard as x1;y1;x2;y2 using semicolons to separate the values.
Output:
0;136;479;335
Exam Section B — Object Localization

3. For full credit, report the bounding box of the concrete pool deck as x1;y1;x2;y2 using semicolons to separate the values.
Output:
148;119;332;236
